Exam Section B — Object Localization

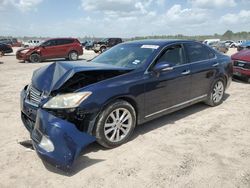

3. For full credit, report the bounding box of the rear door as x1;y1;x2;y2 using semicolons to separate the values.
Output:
56;39;74;58
184;42;218;99
144;43;192;117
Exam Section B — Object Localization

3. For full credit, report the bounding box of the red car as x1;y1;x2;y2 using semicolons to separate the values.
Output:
231;50;250;82
16;38;83;63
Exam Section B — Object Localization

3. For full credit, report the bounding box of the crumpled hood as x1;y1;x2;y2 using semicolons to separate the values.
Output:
32;61;130;94
232;50;250;62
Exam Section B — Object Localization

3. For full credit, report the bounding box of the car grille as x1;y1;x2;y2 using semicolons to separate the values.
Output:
27;86;42;106
234;61;250;70
21;112;35;132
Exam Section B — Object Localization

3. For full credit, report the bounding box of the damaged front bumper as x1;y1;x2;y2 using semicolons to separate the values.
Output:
20;89;96;170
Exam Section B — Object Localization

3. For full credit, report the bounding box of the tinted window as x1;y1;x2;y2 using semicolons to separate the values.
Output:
157;45;184;65
185;43;212;62
42;40;56;46
57;39;74;45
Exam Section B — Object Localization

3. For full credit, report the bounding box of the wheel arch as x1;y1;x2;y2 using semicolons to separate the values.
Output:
89;95;139;135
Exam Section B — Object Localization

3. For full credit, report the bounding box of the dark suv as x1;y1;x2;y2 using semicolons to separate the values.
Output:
92;38;122;53
16;38;83;63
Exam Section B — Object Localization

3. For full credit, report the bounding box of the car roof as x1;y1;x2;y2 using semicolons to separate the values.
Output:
47;38;77;40
124;39;195;47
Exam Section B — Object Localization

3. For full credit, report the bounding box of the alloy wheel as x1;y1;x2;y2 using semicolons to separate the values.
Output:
212;81;224;103
70;52;78;60
104;108;132;143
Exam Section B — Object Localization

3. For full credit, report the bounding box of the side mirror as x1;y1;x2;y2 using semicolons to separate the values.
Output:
153;61;174;73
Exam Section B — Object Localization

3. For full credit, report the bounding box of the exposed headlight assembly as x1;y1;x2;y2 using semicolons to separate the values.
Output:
43;92;92;109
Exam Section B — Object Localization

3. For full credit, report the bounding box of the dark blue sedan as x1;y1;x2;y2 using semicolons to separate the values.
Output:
20;40;233;169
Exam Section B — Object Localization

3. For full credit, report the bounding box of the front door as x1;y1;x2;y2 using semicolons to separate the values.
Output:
144;44;191;118
40;39;59;59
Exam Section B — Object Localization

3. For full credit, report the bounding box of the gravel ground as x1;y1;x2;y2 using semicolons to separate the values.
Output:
0;48;249;188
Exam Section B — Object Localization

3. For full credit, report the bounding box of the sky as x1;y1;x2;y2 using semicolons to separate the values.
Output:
0;0;250;38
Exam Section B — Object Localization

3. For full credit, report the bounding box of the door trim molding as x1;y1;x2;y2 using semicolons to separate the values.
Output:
145;94;207;118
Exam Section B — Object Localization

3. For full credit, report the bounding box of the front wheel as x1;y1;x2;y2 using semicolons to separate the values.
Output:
205;79;225;106
94;100;136;148
29;53;41;63
68;51;78;61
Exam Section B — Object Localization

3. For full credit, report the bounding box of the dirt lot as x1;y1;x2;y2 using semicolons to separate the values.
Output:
0;48;249;188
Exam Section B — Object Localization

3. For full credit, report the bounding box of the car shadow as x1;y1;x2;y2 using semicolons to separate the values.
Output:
43;153;105;176
132;102;207;140
232;76;250;84
18;139;105;176
18;94;230;175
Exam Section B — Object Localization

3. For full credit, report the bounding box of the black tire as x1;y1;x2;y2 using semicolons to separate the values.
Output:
205;79;225;107
68;51;78;61
94;100;136;148
29;53;41;63
100;46;106;53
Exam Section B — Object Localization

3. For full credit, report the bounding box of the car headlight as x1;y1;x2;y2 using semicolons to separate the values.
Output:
21;49;30;53
43;92;92;109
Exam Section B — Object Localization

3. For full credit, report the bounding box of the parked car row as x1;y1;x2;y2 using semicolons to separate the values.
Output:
203;39;247;49
211;42;229;54
237;41;250;51
0;38;22;47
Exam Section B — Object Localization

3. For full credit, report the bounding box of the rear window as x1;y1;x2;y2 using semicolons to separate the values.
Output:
185;42;214;62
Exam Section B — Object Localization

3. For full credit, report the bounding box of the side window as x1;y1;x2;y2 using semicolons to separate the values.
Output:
43;40;56;47
157;45;184;66
57;39;74;45
185;43;210;62
208;49;215;59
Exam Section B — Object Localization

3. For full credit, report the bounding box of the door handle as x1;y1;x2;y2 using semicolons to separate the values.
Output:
212;63;219;67
181;70;190;75
162;67;174;71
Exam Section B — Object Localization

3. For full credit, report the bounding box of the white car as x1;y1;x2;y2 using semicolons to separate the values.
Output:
23;40;42;48
203;39;220;46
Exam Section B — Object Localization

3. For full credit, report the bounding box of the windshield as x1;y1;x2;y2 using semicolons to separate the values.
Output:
91;44;158;69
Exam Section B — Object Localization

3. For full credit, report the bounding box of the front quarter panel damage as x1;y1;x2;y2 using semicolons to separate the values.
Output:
32;109;96;170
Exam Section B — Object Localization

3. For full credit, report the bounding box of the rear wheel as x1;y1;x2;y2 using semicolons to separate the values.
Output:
68;51;78;61
0;51;4;57
94;100;136;148
205;79;225;106
29;53;41;63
